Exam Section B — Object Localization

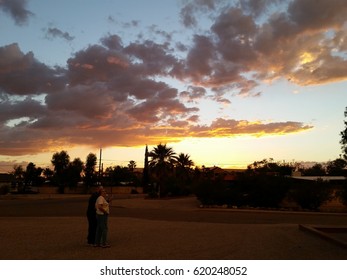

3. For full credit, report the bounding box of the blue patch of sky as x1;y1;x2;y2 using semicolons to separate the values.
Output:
7;0;191;67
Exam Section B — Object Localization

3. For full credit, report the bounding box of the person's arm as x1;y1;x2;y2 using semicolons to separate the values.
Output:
97;203;108;214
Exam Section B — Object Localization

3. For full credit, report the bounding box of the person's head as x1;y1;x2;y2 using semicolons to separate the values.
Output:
99;189;107;197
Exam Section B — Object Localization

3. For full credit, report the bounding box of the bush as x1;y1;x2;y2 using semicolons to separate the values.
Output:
288;179;333;211
130;188;139;194
194;174;291;208
235;174;291;208
194;178;229;205
146;184;159;198
335;179;347;205
0;184;10;195
194;173;335;211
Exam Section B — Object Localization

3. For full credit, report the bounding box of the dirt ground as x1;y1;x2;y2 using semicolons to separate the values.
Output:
0;195;347;259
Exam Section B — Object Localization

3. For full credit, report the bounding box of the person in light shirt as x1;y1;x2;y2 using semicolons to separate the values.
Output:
94;189;111;248
86;186;103;246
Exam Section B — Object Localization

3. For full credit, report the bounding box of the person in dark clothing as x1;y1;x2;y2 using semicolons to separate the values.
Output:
86;187;103;245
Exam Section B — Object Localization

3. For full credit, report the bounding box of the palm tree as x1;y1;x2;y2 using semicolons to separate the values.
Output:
51;150;70;175
175;153;194;193
176;153;194;169
148;143;177;196
128;160;136;172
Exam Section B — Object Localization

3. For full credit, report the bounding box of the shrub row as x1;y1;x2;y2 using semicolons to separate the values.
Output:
194;174;346;211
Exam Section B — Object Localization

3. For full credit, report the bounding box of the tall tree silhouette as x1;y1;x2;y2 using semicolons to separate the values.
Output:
142;145;150;190
24;162;43;187
51;150;70;192
84;153;97;188
66;158;84;189
340;107;347;160
175;153;194;193
148;143;177;196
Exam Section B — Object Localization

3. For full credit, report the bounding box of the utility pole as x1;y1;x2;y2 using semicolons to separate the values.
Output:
98;148;102;182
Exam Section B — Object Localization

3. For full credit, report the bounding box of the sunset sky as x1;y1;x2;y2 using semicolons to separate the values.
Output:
0;0;346;172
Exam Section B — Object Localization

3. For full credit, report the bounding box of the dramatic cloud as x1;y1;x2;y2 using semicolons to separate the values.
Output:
180;0;218;28
0;43;65;95
0;0;33;25
179;0;347;92
8;0;347;156
239;0;284;17
180;86;207;103
191;118;312;137
0;95;46;124
45;27;75;41
0;35;312;155
0;40;197;155
0;113;312;156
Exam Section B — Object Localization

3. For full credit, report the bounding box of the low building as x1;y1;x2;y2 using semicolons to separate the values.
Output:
291;171;346;184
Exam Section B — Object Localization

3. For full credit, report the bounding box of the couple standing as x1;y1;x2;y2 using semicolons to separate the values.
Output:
86;186;112;248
